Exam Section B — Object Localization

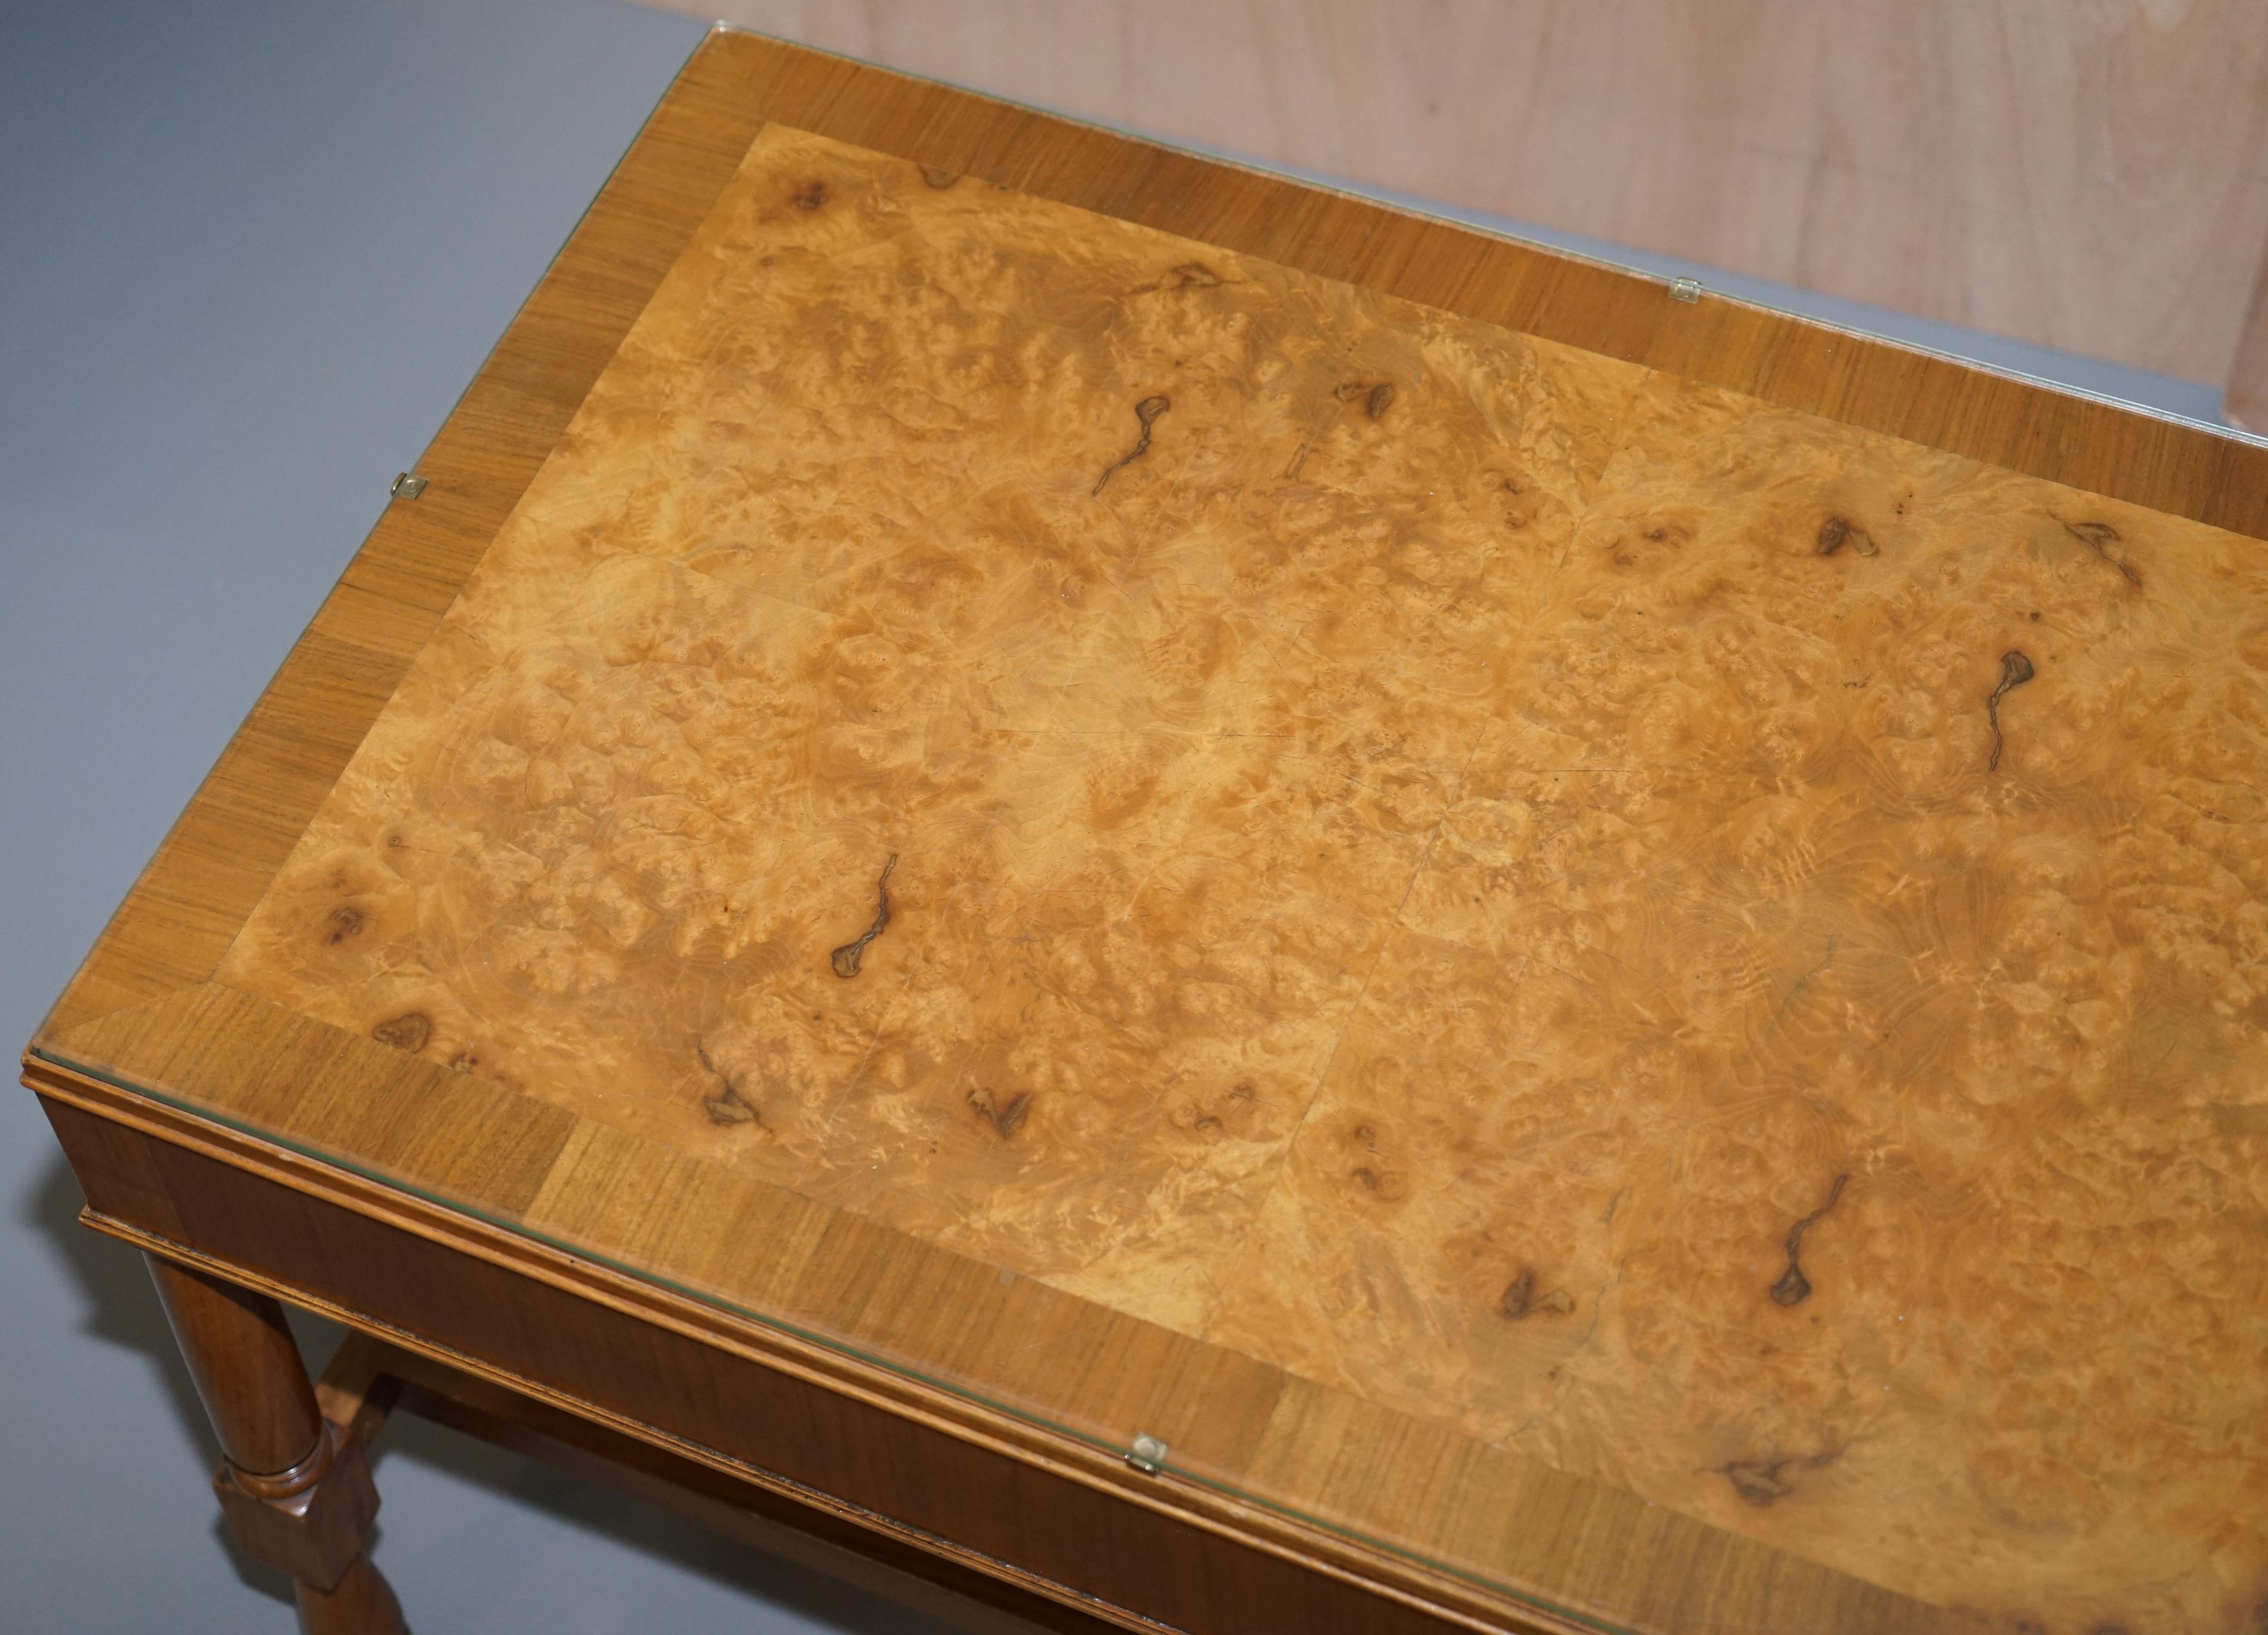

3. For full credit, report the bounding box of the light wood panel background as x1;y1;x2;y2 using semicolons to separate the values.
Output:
647;0;2268;404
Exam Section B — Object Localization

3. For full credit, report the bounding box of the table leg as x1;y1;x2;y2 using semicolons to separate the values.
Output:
145;1255;408;1634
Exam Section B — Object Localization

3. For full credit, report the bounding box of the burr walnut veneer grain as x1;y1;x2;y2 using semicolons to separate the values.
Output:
25;28;2268;1635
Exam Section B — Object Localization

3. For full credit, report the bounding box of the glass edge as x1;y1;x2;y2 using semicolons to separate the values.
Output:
31;1042;1636;1634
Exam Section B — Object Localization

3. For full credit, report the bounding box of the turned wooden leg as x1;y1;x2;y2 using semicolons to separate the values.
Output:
145;1255;408;1634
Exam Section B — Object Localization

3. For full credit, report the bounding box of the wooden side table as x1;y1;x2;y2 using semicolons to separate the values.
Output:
25;28;2268;1635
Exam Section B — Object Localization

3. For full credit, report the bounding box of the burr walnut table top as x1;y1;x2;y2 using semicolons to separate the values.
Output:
28;28;2268;1635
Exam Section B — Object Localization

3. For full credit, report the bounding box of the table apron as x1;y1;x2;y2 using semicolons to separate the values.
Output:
30;1082;1550;1635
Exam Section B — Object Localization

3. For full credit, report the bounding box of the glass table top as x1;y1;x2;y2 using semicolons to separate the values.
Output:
34;55;2268;1635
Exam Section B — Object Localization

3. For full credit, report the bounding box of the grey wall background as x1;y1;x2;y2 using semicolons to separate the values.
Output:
0;2;2240;1631
0;1;950;1629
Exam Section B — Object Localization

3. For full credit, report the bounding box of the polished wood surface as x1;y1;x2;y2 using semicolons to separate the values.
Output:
197;118;2268;1627
145;1256;405;1632
215;123;1655;1334
26;28;2268;1635
659;0;2268;391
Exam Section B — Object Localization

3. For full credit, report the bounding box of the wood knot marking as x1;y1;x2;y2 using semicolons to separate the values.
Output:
696;1041;759;1127
2061;517;2141;587
370;1012;430;1053
1815;515;1877;557
791;178;831;210
1092;395;1170;496
829;853;898;979
969;1086;1032;1139
1157;262;1221;289
1724;1460;1794;1506
1721;1449;1838;1507
1345;1139;1406;1200
1333;380;1395;418
1985;649;2037;774
917;165;959;189
1769;1172;1850;1307
703;1093;757;1126
323;906;366;945
1498;1266;1576;1321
